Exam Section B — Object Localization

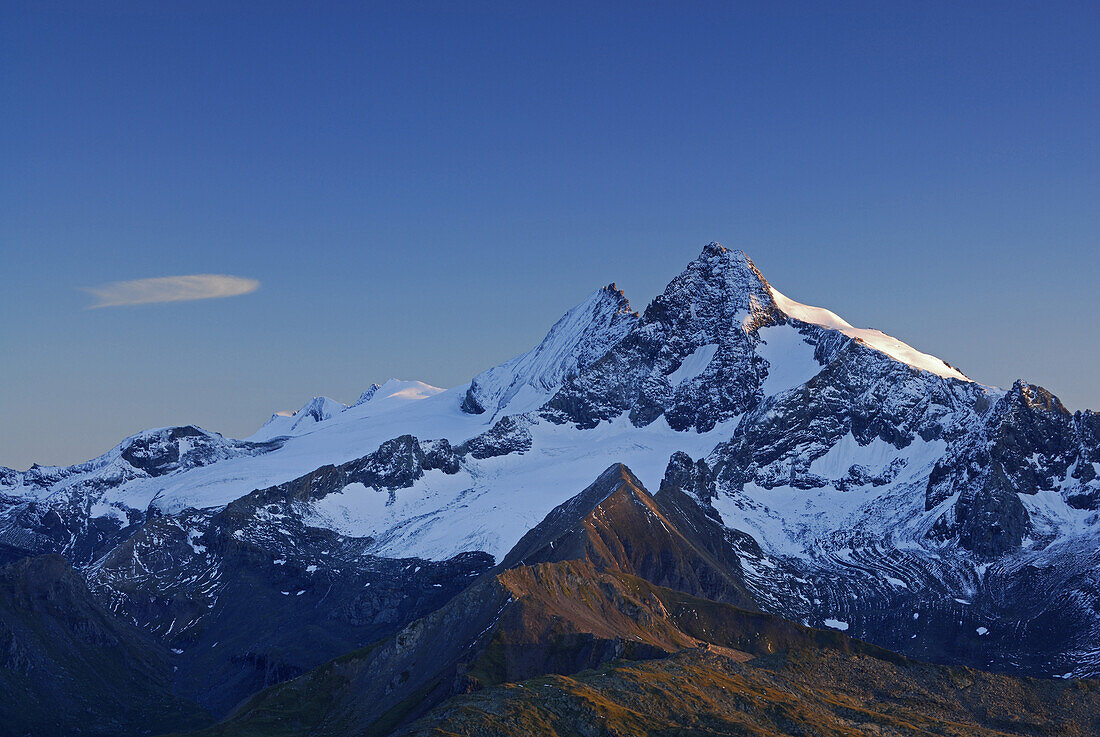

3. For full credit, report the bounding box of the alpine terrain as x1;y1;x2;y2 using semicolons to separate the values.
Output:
2;243;1098;736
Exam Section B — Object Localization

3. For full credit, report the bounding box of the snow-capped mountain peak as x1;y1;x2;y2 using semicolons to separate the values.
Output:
249;396;348;441
352;383;383;407
354;379;445;409
543;243;977;433
296;396;346;423
643;242;779;339
461;283;638;418
671;242;968;381
249;380;446;442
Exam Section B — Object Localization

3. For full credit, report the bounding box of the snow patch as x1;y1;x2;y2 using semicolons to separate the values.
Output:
667;344;718;386
755;325;822;396
90;501;129;525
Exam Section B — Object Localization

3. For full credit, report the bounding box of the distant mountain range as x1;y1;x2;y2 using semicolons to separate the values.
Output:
2;243;1098;736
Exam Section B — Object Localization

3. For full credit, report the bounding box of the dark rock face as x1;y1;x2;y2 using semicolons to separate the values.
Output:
709;339;986;492
543;244;786;431
1068;410;1100;509
347;434;461;489
457;415;534;459
661;450;717;505
927;381;1099;557
954;470;1031;558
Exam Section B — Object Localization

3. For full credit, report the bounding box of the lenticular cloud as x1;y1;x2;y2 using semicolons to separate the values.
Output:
85;274;260;308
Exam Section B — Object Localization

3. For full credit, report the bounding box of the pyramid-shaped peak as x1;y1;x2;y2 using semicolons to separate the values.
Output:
295;396;346;422
682;242;771;292
498;462;656;569
462;284;639;416
640;243;778;338
594;462;646;493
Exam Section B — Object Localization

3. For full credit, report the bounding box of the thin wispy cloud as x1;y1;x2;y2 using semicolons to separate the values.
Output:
84;274;260;308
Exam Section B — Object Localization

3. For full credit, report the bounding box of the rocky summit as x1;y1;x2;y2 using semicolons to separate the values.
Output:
2;243;1098;736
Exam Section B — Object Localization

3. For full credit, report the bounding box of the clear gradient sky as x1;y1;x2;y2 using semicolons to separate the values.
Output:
2;1;1098;469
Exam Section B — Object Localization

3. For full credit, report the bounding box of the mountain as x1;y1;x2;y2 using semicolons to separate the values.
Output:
249;396;349;442
0;425;282;566
186;465;1100;737
498;463;759;610
249;380;447;442
1;241;1098;734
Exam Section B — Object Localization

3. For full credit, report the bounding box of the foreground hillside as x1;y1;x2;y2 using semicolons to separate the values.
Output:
401;648;1100;737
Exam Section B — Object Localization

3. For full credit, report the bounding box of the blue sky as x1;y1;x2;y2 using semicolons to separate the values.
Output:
2;1;1097;469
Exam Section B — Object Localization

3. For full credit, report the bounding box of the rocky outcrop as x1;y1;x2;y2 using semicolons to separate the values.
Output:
927;381;1100;557
456;415;535;459
500;463;757;609
662;450;717;505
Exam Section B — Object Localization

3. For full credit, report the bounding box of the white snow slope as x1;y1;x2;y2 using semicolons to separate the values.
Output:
463;284;636;418
769;286;970;382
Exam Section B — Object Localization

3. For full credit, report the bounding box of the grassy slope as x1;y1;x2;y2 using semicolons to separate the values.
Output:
401;648;1100;737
